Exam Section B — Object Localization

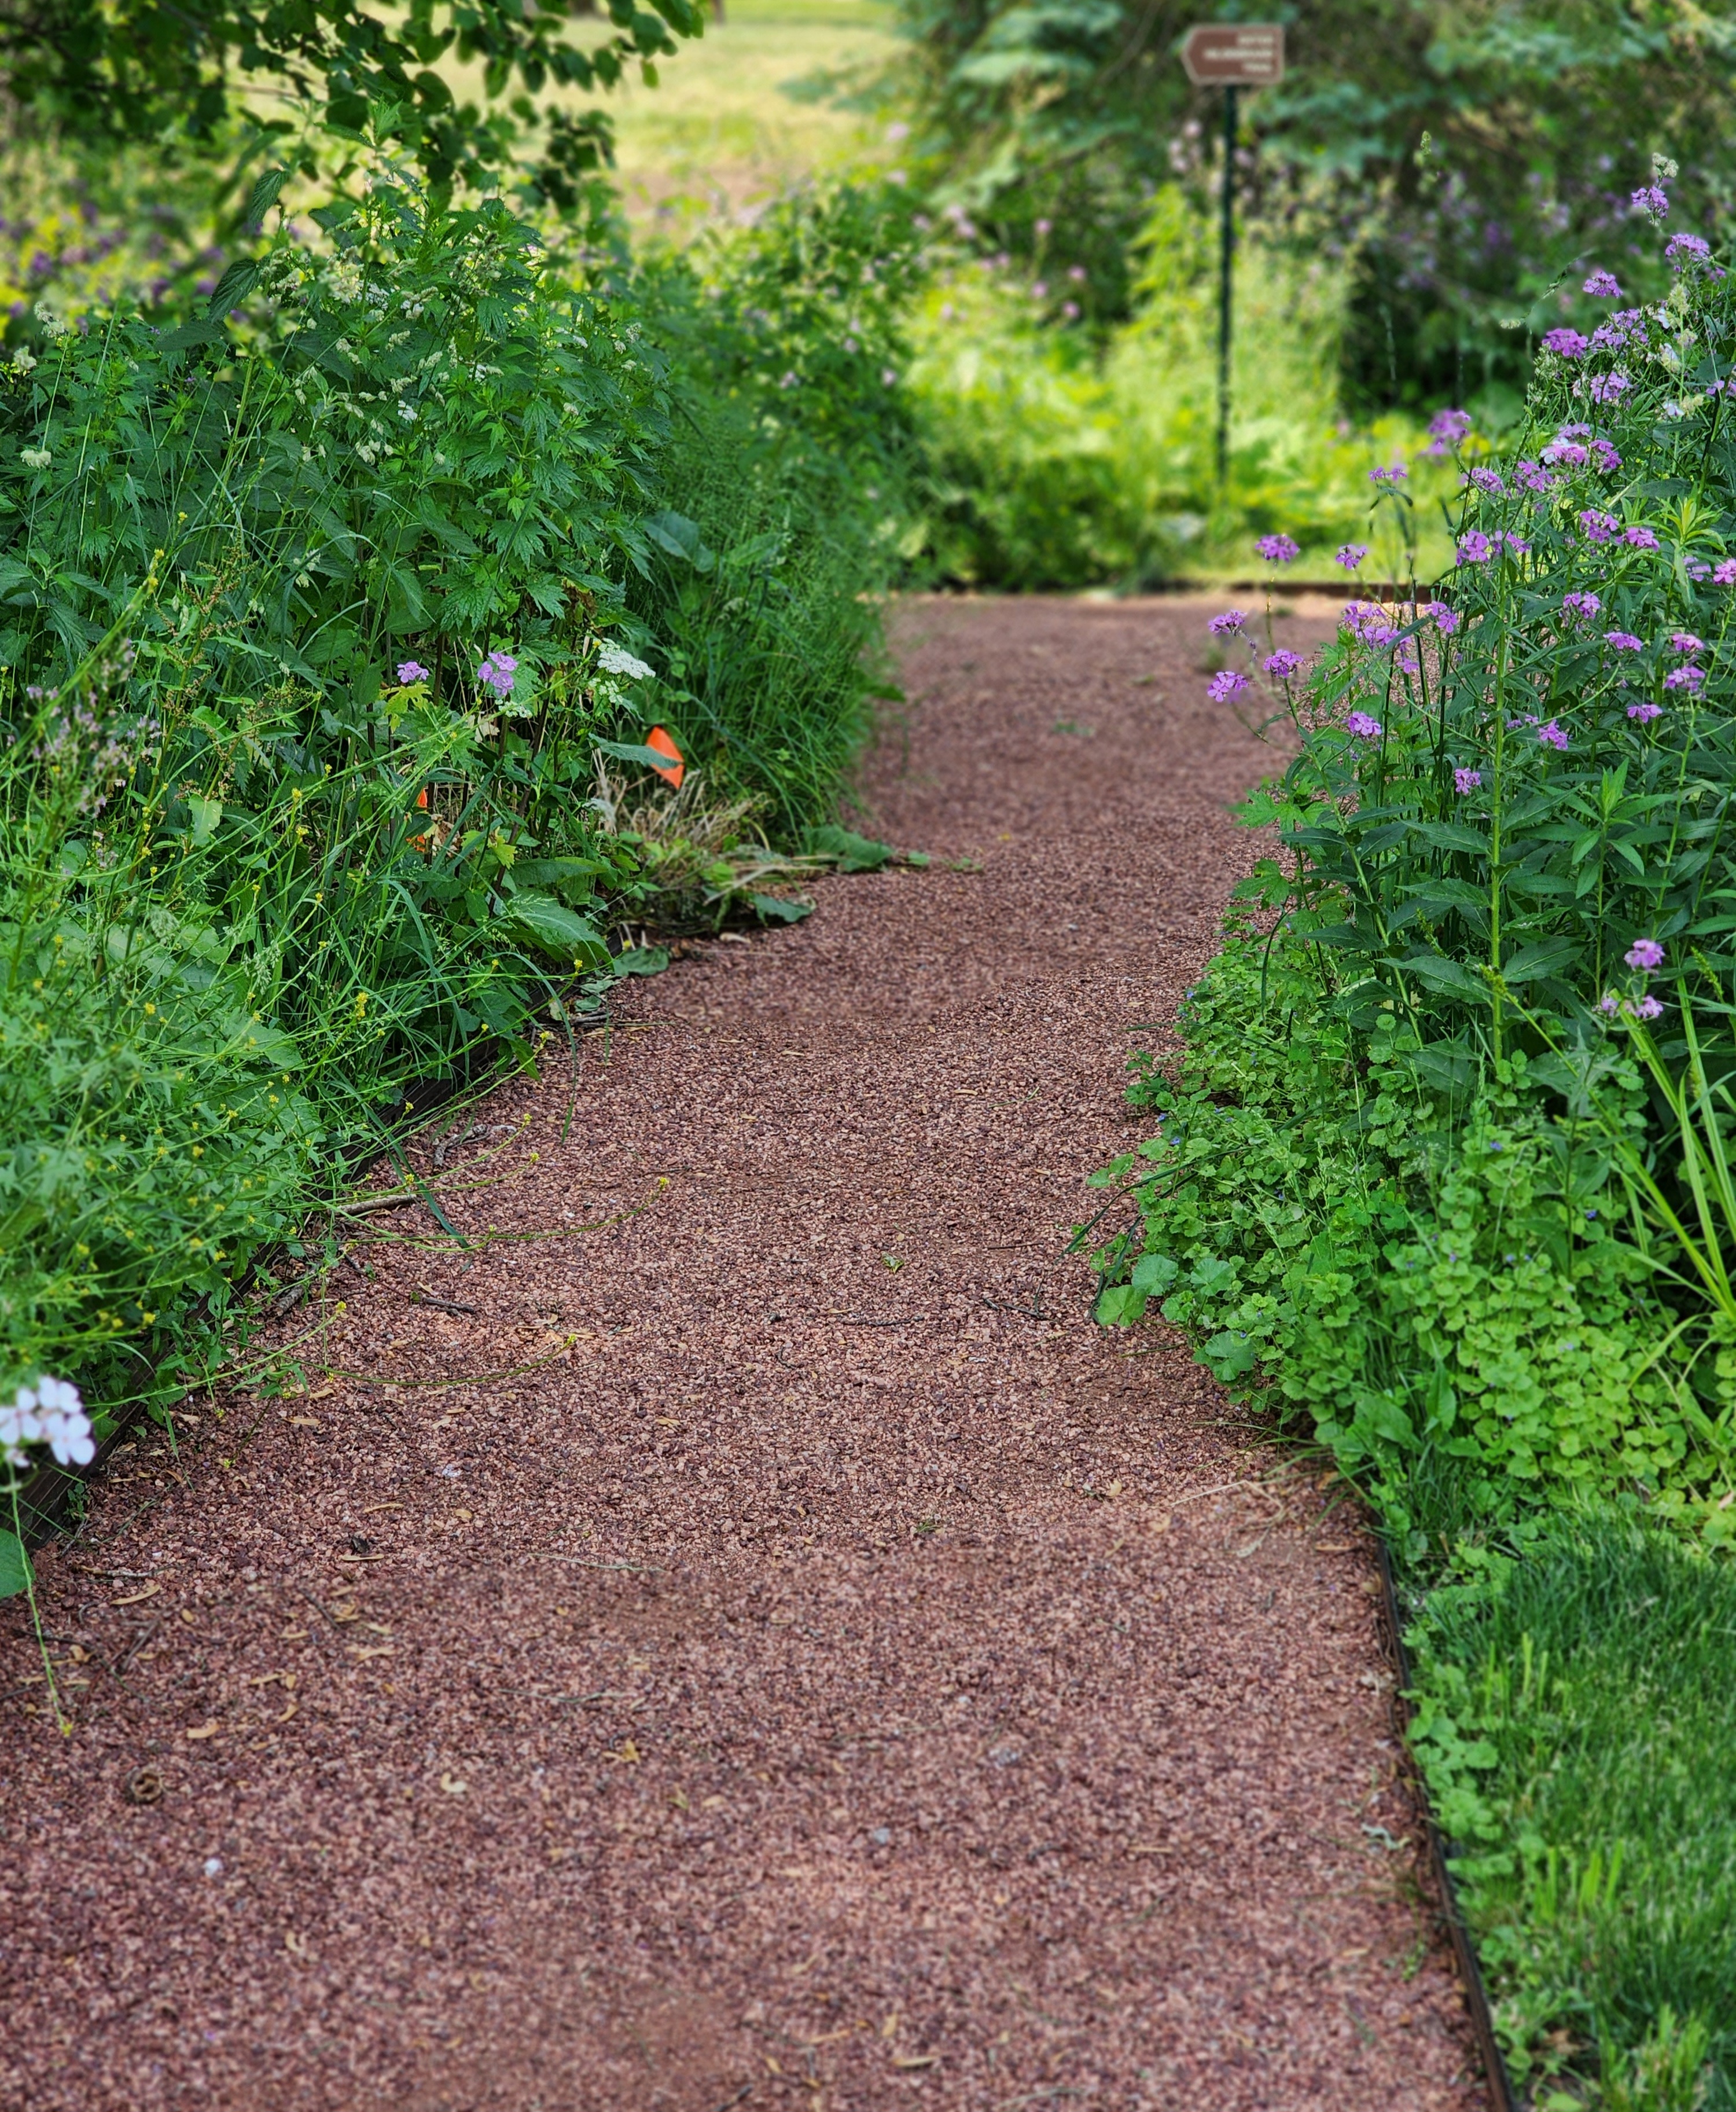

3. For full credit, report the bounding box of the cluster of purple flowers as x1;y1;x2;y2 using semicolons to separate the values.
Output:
1628;700;1663;725
1458;529;1529;564
1369;464;1407;485
1207;669;1248;703
1454;767;1482;795
1631;183;1671;221
1335;543;1369;570
1345;711;1383;741
1256;534;1300;564
477;651;518;699
1542;328;1589;359
1537;719;1569;751
1561;591;1602;623
1424;408;1472;457
1264;650;1305;680
1586;372;1632;405
1583;270;1623;298
1209;609;1246;636
1664;664;1705;692
1591;311;1648;353
1599;937;1668;1024
396;659;431;684
1467;467;1506;495
1514;461;1558;494
1666;232;1713;271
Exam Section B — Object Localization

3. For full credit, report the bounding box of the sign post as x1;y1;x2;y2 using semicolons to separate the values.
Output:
1180;24;1285;486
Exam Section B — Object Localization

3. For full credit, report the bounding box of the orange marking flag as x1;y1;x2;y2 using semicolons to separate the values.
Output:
646;726;685;788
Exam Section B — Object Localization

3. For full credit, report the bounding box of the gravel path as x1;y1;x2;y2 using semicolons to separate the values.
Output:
2;595;1484;2111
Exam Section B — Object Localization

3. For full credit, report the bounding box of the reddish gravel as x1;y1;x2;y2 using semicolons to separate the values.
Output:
1;594;1486;2111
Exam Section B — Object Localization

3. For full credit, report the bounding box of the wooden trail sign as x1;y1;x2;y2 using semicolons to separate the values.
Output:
1181;23;1285;85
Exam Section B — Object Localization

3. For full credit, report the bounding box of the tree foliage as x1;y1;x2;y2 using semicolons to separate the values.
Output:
0;0;705;209
895;0;1736;407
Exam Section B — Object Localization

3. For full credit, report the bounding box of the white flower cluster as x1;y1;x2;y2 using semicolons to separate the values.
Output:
596;641;654;682
0;1376;94;1468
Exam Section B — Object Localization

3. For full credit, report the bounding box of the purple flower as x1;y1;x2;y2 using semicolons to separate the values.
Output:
476;650;518;698
1454;767;1482;794
1467;467;1506;495
1578;509;1619;543
1628;700;1663;723
1670;631;1705;654
1605;631;1645;652
1625;526;1660;550
1562;592;1602;623
1590;439;1622;473
1210;609;1247;634
1345;711;1384;741
1587;371;1632;404
1598;991;1623;1018
1583;270;1623;297
1516;460;1558;493
1264;650;1305;679
1424;600;1459;636
1425;407;1472;456
1458;530;1494;564
1336;543;1369;570
1631;993;1665;1021
1631;184;1671;219
1256;534;1301;564
1664;664;1705;690
1666;232;1711;270
1369;464;1408;484
1716;559;1736;586
396;660;431;684
1543;440;1590;467
1542;328;1590;358
1538;719;1569;751
1500;532;1532;556
1207;669;1248;703
1625;938;1665;970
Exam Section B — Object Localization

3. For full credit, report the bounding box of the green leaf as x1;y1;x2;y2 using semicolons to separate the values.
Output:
750;893;813;923
803;824;893;872
0;1528;32;1599
499;894;610;967
595;739;683;772
643;509;716;571
1095;1283;1147;1325
1130;1252;1179;1296
613;945;671;977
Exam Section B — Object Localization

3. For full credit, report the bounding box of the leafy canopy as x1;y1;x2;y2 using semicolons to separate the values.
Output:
0;0;706;208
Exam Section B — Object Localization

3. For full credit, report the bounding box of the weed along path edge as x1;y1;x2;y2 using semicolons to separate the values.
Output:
1;596;1484;2111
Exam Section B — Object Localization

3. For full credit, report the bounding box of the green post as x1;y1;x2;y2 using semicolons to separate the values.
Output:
1216;82;1238;487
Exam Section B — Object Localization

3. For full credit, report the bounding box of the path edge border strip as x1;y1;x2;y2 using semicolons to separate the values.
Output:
1374;1535;1519;2112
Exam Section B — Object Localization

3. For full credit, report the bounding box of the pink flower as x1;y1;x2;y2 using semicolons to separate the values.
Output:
1625;526;1660;550
1583;270;1622;297
1664;664;1705;690
1670;632;1705;654
1345;711;1384;740
1628;701;1663;723
1458;531;1494;564
1604;631;1644;651
1264;650;1305;679
1717;559;1736;586
1561;592;1602;623
1454;767;1482;794
1578;509;1619;543
1207;669;1248;703
396;660;431;684
1625;938;1665;969
1538;719;1569;750
1631;993;1665;1021
1542;328;1589;357
1210;609;1246;634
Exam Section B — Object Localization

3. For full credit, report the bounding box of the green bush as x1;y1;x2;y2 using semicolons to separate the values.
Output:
0;172;914;1477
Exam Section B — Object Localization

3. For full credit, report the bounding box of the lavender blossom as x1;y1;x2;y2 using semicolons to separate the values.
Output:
1605;631;1645;651
1264;650;1305;679
1345;711;1384;740
1663;664;1705;690
1207;669;1248;703
1625;526;1661;550
1335;543;1369;569
1369;464;1407;484
1666;233;1712;270
1454;767;1482;794
1631;184;1671;219
1628;700;1663;723
1583;270;1623;297
1209;610;1247;634
1561;592;1602;622
1542;328;1590;358
1467;467;1506;495
396;660;431;684
1669;631;1705;654
1578;509;1619;543
1587;372;1632;403
1256;534;1301;563
1625;938;1665;969
1538;719;1569;750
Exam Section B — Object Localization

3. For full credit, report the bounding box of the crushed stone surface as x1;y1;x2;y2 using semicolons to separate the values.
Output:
1;595;1487;2110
